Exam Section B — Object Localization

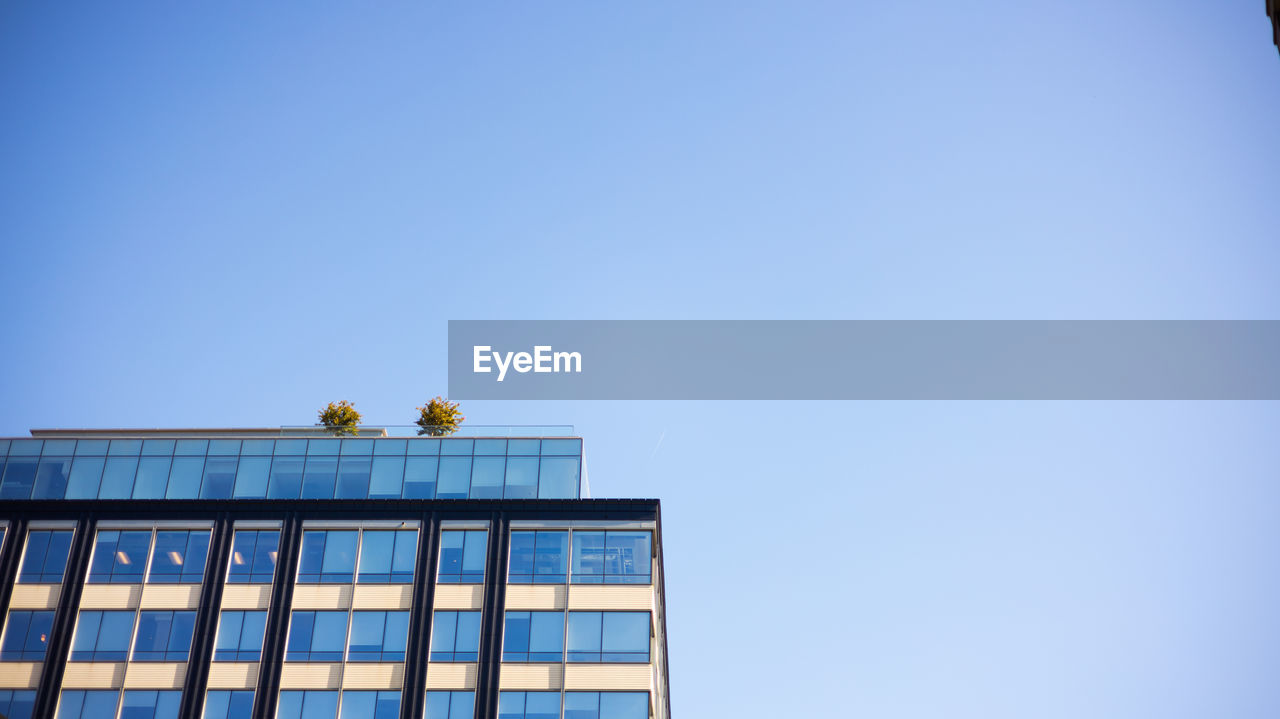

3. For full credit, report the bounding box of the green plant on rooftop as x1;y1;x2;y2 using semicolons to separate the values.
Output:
318;400;362;436
415;397;464;436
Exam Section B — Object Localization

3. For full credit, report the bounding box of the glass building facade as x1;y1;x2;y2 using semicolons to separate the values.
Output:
0;429;669;719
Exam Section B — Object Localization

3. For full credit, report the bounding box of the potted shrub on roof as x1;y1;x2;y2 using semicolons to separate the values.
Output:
416;397;464;436
318;400;362;436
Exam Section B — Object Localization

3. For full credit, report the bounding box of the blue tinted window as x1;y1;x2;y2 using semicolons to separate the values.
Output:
541;439;582;456
277;691;339;719
502;457;539;499
346;611;409;662
286;611;348;662
474;439;506;455
438;530;487;584
174;439;207;456
131;457;171;499
563;692;648;719
19;529;73;583
439;440;472;456
373;440;408;456
571;532;651;585
131;611;196;661
498;692;560;719
209;440;241;456
469;457;504;499
227;530;279;583
1;610;54;660
274;440;307;456
164;457;205;499
502;611;564;662
338;691;399;719
66;457;105;499
340;439;373;456
56;690;119;719
537;457;579;499
203;690;254;719
233;457;271;498
71;611;136;661
0;690;35;719
88;531;151;583
267;457;304;499
73;440;108;456
148;530;210;583
406;438;439;455
200;457;238;499
9;441;41;456
0;458;38;499
357;531;416;583
429;611;481;662
98;458;139;498
215;610;266;661
402;457;438;499
508;531;568;584
423;691;473;719
435;457;471;499
566;612;649;663
297;530;357;583
141;440;174;457
32;457;73;499
368;457;405;499
334;458;371;499
300;457;338;499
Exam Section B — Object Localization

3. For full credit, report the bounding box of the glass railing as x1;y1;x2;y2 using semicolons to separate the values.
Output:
0;435;583;502
278;425;576;438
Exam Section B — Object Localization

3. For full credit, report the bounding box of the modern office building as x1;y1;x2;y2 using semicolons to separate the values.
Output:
0;427;670;719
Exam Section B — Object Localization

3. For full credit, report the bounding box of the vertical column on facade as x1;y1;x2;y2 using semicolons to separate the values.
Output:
252;512;304;719
179;512;236;718
399;510;439;719
474;511;510;719
32;515;96;719
0;516;30;619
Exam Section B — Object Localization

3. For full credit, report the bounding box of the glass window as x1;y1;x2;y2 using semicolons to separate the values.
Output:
402;457;437;499
368;457;405;499
0;457;38;499
435;457;470;499
498;692;560;719
56;690;120;719
334;458;372;499
297;531;357;583
373;440;408;456
119;690;180;719
233;457;271;499
428;611;481;662
502;611;564;662
164;457;205;499
346;611;409;662
286;611;348;662
469;457;504;499
148;530;211;584
300;457;338;499
200;457;238;499
563;692;648;719
571;531;651;585
1;610;55;660
88;530;152;583
132;457;172;499
98;457;139;499
406;439;439;456
508;531;568;584
66;457;105;499
337;691;399;719
132;611;196;661
502;457;539;500
566;612;650;663
540;439;582;456
228;530;280;583
0;690;35;719
267;457;304;499
439;440;472;456
277;691;339;719
70;610;136;661
19;529;73;583
357;531;416;583
204;690;254;719
423;691;473;719
537;457;579;499
214;611;267;661
32;456;73;499
437;530;487;584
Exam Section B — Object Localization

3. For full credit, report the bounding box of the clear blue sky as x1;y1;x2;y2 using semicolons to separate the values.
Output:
2;2;1279;717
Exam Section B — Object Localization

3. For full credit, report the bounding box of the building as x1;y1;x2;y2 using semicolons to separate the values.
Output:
1271;0;1280;54
0;427;670;719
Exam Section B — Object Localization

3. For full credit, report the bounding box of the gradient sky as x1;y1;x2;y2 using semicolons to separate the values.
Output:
2;2;1278;717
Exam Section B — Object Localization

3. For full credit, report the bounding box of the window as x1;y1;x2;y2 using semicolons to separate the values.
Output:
428;611;480;662
571;532;651;584
1;610;54;660
19;529;73;583
70;611;136;661
566;612;649;663
498;692;560;719
119;690;180;719
132;611;196;661
502;457;538;499
347;611;409;662
297;530;357;583
87;531;152;583
435;457;470;499
227;530;280;583
502;612;564;662
437;530;487;584
0;457;37;499
508;531;568;584
148;530;211;584
267;456;304;499
286;611;348;662
423;691;473;719
337;691;399;719
199;457;238;499
357;531;416;583
215;611;267;661
204;690;254;719
0;690;35;719
563;693;648;719
57;690;119;719
276;691;338;719
536;456;580;499
334;458;372;499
